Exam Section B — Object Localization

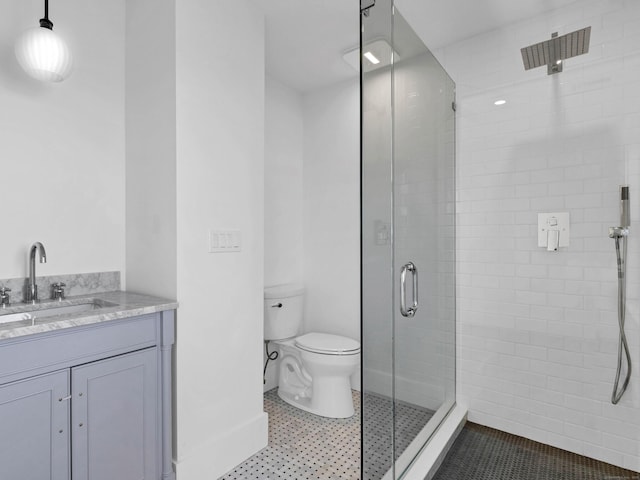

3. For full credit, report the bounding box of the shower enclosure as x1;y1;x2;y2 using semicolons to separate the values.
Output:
361;1;456;478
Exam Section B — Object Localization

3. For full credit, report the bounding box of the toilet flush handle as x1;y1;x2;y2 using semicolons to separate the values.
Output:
271;303;283;308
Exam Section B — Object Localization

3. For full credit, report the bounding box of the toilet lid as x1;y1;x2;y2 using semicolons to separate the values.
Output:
295;333;360;355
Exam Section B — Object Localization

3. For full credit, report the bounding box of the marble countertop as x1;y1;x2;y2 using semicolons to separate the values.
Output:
0;291;178;341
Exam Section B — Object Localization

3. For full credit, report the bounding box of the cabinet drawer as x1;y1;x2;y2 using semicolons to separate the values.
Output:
0;314;158;383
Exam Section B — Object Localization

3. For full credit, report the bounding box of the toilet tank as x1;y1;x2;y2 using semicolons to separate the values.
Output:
264;284;304;341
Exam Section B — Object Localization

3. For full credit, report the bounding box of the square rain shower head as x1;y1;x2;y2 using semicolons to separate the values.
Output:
521;26;591;75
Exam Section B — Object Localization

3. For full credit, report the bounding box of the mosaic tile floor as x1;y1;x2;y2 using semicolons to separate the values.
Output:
432;422;640;480
218;389;435;480
363;392;434;479
218;390;640;480
219;389;360;480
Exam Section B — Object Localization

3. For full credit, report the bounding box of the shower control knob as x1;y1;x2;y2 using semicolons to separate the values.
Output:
271;303;283;308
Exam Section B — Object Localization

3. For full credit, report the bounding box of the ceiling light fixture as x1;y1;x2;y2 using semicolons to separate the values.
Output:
342;39;398;72
494;99;507;106
15;0;73;82
363;51;380;65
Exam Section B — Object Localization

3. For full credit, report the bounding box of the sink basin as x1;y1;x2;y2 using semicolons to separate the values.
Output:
0;299;118;327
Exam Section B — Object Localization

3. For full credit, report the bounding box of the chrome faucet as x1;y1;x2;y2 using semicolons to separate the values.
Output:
26;242;47;304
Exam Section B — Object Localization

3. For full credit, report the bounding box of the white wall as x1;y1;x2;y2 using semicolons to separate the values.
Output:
125;0;177;300
438;0;640;470
263;75;304;391
173;2;267;478
263;78;361;389
0;0;125;280
127;1;267;477
264;75;304;288
302;79;361;344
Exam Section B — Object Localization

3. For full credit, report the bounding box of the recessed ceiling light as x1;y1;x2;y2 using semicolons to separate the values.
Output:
342;39;397;72
363;51;380;65
494;99;507;106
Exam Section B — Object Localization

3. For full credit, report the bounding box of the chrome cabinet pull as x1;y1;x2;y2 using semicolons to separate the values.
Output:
400;262;418;317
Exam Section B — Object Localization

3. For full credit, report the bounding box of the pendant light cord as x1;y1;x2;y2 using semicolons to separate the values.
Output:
40;0;53;30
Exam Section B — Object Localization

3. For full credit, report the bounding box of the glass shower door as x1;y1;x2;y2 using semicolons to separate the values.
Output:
361;1;394;478
362;1;456;478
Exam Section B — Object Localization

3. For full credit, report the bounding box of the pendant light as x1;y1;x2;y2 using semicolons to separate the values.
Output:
15;0;73;82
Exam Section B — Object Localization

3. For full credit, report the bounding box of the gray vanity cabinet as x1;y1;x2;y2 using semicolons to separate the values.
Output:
0;370;70;480
72;348;158;480
0;310;175;480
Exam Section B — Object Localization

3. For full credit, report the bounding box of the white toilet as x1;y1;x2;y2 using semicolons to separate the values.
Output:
264;284;360;418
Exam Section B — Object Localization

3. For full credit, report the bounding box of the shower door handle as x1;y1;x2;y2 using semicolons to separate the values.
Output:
400;262;418;317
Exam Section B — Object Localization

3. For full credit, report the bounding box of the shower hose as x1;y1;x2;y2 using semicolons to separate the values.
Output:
612;235;632;404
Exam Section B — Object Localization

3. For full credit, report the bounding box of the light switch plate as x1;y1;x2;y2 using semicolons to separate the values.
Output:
537;212;570;248
209;230;241;253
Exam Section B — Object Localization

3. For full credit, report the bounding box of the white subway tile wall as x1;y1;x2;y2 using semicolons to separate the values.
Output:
439;0;640;471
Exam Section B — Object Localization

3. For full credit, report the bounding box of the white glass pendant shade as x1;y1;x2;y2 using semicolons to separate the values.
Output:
15;26;72;82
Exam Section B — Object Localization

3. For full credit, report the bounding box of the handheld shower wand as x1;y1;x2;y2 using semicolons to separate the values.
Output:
620;186;630;228
609;185;632;404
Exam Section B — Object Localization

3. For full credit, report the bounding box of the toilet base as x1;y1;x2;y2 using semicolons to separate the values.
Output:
278;387;355;419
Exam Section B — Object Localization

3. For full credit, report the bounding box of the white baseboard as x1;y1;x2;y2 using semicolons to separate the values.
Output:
173;412;268;479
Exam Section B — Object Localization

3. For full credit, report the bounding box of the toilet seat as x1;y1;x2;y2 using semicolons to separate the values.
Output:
295;332;360;355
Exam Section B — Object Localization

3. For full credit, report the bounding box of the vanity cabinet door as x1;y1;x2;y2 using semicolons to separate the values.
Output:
71;348;158;480
0;370;70;480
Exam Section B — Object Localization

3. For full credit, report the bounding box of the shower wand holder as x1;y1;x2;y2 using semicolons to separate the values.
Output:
609;227;629;238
